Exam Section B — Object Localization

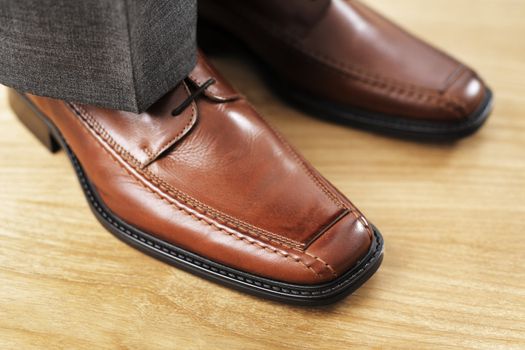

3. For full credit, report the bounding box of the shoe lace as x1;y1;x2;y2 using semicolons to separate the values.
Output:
171;78;216;116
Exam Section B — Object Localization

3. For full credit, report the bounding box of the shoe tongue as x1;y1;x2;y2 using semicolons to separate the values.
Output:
187;51;240;102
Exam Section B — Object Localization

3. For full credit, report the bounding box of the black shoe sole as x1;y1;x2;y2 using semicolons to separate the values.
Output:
9;90;385;306
197;20;494;141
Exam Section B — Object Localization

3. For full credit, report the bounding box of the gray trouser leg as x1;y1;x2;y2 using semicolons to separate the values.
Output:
0;0;197;113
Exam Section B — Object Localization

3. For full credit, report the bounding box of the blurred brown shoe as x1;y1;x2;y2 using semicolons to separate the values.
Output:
199;0;493;139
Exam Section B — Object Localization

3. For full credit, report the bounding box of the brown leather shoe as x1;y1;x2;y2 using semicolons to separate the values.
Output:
198;0;494;139
8;53;383;305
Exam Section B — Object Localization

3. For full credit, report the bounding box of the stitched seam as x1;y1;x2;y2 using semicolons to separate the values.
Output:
76;147;382;296
68;104;338;277
148;177;303;248
305;253;337;277
245;13;468;116
237;103;364;277
67;105;322;279
253;13;442;93
303;47;467;108
253;103;347;209
143;147;155;158
296;49;466;118
70;104;337;277
296;47;467;117
142;82;197;167
70;104;305;250
188;72;205;86
237;103;349;277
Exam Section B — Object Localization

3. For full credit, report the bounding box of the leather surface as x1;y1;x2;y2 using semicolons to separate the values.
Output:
76;83;198;168
26;53;373;285
199;0;488;121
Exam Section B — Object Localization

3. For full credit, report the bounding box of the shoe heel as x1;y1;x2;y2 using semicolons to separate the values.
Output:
8;90;61;153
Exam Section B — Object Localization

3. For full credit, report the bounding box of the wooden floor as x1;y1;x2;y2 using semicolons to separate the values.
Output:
1;1;524;349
